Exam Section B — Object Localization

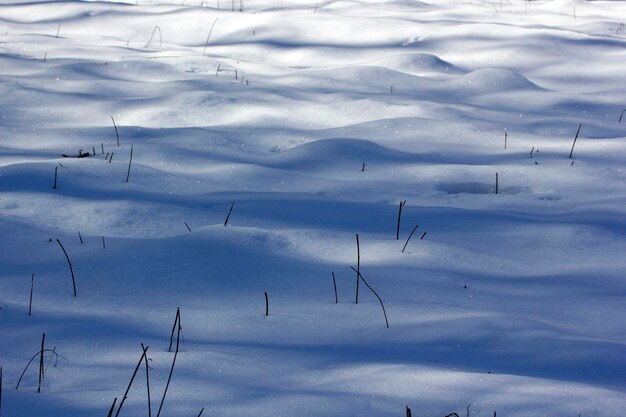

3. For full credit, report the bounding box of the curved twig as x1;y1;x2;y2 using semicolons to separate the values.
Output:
202;18;219;56
350;267;389;328
401;224;419;253
56;238;77;297
15;349;61;390
145;26;162;48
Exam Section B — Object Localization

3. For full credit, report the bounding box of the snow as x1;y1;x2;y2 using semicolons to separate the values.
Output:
0;0;625;416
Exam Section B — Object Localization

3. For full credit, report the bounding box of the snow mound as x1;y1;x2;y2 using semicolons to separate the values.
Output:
377;53;464;76
267;138;414;170
450;68;542;92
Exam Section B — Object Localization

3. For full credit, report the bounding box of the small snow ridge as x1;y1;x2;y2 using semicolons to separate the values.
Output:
452;68;541;92
268;138;413;170
380;53;463;76
437;182;528;195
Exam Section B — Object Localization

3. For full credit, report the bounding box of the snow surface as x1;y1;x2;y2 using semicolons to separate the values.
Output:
0;0;625;416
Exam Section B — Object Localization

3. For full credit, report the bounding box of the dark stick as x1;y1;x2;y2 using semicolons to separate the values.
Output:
168;308;180;352
495;172;499;194
56;239;77;297
202;18;219;56
185;222;191;232
406;405;412;417
29;273;34;316
53;166;57;189
102;236;106;249
16;353;39;390
78;230;83;244
396;201;403;240
115;345;149;417
619;109;625;123
111;116;120;147
332;272;338;303
141;343;152;417
355;233;360;304
569;123;582;159
224;201;235;226
156;313;181;417
361;162;365;172
420;231;427;240
504;130;507;149
125;144;134;183
530;146;534;157
350;267;389;328
264;292;269;316
101;143;104;155
109;152;114;163
401;224;419;253
106;398;117;417
197;407;205;417
93;146;96;156
37;333;45;393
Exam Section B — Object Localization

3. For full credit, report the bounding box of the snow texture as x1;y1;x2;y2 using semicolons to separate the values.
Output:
0;0;625;416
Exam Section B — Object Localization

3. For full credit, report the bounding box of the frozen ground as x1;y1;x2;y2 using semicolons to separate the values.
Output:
0;0;625;416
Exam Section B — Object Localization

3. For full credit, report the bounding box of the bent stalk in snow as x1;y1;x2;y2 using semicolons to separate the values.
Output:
350;267;389;328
